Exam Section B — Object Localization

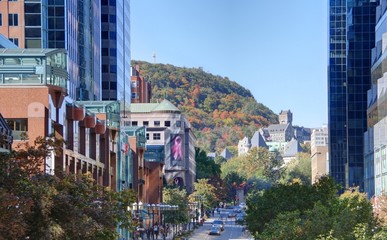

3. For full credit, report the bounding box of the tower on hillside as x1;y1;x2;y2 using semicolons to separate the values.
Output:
279;110;292;125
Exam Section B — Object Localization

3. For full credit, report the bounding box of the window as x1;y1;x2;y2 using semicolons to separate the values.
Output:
109;15;116;23
8;14;18;26
143;121;149;126
102;31;108;39
102;81;109;89
101;0;108;5
131;81;137;87
146;133;149;140
9;38;18;46
102;64;109;73
110;31;116;40
0;14;2;26
102;48;108;56
165;121;171;127
132;121;138;126
25;28;42;37
154;121;160;126
153;133;161;140
25;15;41;26
7;118;28;131
110;48;116;57
109;82;116;90
101;14;108;22
25;3;41;13
110;65;117;73
131;92;137;99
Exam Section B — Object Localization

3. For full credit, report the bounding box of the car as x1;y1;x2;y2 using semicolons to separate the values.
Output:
228;211;237;218
239;202;247;209
208;226;221;235
236;214;245;225
212;220;224;231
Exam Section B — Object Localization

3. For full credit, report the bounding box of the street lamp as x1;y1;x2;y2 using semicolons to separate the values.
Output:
188;202;196;231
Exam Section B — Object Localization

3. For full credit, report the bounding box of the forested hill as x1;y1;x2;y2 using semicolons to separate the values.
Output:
131;60;278;152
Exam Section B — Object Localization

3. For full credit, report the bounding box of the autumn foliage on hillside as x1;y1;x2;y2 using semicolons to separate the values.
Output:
132;60;278;152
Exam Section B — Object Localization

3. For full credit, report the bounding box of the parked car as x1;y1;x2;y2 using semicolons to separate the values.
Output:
212;220;224;231
208;226;221;235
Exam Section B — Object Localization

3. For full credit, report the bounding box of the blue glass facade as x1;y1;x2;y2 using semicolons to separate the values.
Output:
101;0;131;105
328;0;377;190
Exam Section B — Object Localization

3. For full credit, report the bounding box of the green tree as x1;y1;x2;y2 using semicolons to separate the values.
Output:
247;177;380;240
163;187;189;225
0;137;137;240
195;147;221;180
281;152;312;185
189;179;218;210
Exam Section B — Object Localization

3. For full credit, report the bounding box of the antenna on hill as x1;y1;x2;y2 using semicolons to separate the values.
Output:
152;52;156;63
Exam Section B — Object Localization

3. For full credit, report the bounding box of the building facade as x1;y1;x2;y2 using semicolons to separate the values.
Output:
328;0;377;190
311;126;329;183
100;0;131;106
238;136;251;156
131;65;152;103
123;100;196;193
0;49;120;190
365;0;387;197
0;113;12;153
0;0;102;102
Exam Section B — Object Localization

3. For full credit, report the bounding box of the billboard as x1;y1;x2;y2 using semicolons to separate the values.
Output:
170;134;184;167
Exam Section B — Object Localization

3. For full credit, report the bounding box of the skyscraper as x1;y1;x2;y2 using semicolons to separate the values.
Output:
0;0;102;101
100;0;131;105
364;0;387;197
328;0;377;190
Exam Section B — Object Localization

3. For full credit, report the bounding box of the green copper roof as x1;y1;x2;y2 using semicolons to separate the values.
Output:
130;99;180;113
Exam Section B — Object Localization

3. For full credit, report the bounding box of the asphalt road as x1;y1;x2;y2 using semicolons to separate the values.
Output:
188;208;252;240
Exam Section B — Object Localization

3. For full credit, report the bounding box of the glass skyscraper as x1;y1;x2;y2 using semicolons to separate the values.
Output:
328;0;377;190
100;0;131;105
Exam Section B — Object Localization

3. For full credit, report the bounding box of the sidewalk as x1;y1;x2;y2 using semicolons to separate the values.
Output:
152;209;226;240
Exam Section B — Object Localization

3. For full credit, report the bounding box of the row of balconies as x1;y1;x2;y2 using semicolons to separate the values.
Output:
66;103;106;134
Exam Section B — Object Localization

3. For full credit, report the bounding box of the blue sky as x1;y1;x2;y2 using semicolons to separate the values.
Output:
131;1;328;128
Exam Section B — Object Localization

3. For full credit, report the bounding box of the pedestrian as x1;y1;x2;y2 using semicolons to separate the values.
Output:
165;224;170;237
153;222;159;240
146;227;151;240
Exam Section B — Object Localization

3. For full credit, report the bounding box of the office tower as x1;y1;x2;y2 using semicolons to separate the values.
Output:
100;0;131;105
0;0;101;101
364;0;387;197
328;0;377;190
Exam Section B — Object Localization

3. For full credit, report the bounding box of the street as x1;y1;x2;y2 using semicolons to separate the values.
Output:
188;208;252;240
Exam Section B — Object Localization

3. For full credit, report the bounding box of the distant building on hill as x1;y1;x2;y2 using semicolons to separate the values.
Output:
279;110;293;124
207;152;217;159
267;123;293;142
293;126;311;143
282;138;305;164
237;109;310;162
238;136;251;156
251;131;268;149
220;148;233;160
